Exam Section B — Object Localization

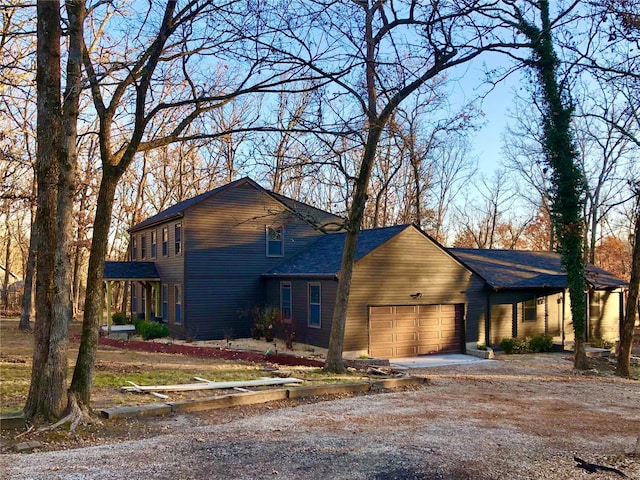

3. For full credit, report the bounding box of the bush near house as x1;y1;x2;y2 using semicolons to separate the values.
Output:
135;320;169;340
529;334;554;352
500;337;530;354
111;312;129;325
500;334;554;354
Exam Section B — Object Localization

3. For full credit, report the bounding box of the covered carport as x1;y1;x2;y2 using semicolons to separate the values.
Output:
103;261;160;330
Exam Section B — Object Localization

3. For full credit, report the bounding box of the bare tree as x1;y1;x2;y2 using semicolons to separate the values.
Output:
499;0;590;368
69;0;326;410
255;0;528;372
453;170;518;248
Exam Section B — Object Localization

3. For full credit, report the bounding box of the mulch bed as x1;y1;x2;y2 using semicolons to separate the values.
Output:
96;337;325;367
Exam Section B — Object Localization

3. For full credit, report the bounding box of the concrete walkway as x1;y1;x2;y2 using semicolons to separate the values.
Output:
390;353;493;369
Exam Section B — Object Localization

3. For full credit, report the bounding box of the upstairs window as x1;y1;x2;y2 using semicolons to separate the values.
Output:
162;227;168;257
131;236;137;260
266;226;284;257
141;234;147;259
175;223;182;255
151;230;157;258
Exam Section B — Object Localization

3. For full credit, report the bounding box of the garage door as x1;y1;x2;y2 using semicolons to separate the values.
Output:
369;304;463;358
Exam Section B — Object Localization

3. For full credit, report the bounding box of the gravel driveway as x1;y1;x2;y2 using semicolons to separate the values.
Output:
2;353;639;480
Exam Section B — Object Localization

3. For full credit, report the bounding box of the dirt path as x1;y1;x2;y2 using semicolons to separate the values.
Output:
2;353;638;480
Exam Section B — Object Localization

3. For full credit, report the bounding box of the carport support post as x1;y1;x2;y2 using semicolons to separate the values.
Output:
154;282;161;320
105;281;112;334
145;282;152;322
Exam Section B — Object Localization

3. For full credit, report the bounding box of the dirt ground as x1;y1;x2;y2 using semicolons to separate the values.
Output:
1;319;640;479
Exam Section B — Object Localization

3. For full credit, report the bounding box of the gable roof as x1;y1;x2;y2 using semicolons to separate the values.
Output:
130;177;344;233
449;248;628;290
104;261;160;281
267;191;344;232
130;178;249;232
264;224;411;276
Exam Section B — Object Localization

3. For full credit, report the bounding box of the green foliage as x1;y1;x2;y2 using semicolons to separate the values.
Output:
500;335;554;354
476;344;488;351
500;337;529;354
249;306;281;342
529;334;554;353
111;312;129;325
135;320;169;340
589;337;615;349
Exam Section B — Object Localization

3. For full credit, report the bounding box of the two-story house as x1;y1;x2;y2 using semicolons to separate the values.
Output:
104;177;627;358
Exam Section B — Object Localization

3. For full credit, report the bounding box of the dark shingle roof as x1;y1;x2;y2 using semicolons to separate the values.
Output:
265;224;411;276
130;177;344;233
449;248;628;290
104;261;160;280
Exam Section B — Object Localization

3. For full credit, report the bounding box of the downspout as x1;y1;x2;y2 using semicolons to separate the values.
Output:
561;289;566;349
544;295;549;336
485;291;491;347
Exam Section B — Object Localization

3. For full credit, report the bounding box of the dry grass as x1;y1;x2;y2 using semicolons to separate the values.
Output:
0;317;365;414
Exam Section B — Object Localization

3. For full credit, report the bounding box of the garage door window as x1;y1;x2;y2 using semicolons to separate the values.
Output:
308;283;321;328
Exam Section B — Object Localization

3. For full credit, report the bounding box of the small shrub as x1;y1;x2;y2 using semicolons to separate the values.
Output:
500;337;529;354
248;306;281;342
135;320;169;340
476;344;488;351
589;337;615;349
279;321;296;350
529;334;554;352
250;323;263;340
111;312;129;325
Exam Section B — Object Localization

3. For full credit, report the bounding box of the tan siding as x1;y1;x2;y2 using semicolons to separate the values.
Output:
589;289;622;342
345;227;481;354
489;303;513;346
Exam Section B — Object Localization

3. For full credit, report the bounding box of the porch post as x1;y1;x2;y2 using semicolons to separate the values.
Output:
145;282;153;322
106;281;112;334
154;281;161;319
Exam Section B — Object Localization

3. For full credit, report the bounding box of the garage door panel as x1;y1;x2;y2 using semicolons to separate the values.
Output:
394;345;418;357
418;305;438;315
417;331;440;340
369;345;395;358
395;318;417;329
395;331;417;342
417;343;440;355
370;304;463;358
396;305;417;314
370;306;394;315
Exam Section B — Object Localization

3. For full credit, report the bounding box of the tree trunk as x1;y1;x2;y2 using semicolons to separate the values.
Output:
69;171;119;405
24;0;66;421
20;177;38;331
19;218;36;331
2;208;12;309
617;191;639;377
518;0;588;369
325;119;384;372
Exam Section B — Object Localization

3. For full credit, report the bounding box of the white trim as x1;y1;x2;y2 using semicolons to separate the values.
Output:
308;282;321;328
266;225;284;257
280;281;292;323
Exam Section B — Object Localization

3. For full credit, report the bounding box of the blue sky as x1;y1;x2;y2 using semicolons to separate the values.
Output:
450;53;525;175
